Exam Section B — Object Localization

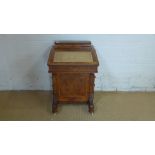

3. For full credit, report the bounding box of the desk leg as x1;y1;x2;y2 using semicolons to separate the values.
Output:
88;95;94;113
52;95;58;113
88;73;95;113
52;84;58;113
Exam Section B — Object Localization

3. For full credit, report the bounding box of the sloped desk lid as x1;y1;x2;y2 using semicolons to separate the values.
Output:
48;41;99;66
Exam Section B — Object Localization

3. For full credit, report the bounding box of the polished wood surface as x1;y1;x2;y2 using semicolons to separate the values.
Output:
48;41;99;113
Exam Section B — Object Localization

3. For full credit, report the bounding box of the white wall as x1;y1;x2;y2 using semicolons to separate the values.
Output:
0;34;155;91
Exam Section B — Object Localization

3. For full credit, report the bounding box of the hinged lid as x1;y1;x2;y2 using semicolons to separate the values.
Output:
48;41;99;73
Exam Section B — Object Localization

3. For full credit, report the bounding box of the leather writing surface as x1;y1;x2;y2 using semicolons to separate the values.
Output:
53;51;93;62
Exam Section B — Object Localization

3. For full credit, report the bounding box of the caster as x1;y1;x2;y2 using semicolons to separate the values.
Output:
91;112;94;116
53;113;57;115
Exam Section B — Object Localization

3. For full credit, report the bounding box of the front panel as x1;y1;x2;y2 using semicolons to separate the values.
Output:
56;73;90;102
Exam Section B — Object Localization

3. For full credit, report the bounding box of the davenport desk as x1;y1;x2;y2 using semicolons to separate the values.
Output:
48;41;99;114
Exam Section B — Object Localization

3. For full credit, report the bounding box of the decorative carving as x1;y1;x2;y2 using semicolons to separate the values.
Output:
88;73;95;113
52;74;58;113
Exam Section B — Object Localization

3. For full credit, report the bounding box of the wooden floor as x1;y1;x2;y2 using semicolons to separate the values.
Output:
0;91;155;121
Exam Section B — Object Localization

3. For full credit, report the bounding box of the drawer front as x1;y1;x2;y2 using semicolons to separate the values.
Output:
56;73;90;102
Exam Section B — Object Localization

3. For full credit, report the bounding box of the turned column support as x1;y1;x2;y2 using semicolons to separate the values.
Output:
52;73;58;113
52;95;58;113
88;73;95;113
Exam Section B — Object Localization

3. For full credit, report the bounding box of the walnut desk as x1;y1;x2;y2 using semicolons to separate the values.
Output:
48;41;99;113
